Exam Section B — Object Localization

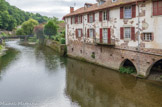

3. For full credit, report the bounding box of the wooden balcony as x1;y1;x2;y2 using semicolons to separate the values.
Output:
94;38;115;46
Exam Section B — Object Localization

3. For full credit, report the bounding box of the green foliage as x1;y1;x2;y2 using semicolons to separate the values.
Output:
0;32;7;37
16;28;25;35
21;19;38;35
60;38;65;44
44;21;57;38
91;52;95;59
28;36;37;42
0;0;50;31
119;67;136;74
0;45;3;50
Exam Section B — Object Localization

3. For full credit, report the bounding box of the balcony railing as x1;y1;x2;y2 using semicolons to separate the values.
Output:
94;38;115;46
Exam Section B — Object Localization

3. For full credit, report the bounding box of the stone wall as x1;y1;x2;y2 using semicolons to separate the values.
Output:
45;39;66;56
67;41;162;77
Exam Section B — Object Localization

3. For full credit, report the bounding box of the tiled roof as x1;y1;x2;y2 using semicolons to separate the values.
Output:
63;0;146;18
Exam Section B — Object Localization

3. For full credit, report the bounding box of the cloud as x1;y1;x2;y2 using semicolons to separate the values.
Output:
6;0;97;19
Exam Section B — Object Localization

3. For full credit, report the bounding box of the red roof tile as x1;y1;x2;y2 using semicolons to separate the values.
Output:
63;0;146;19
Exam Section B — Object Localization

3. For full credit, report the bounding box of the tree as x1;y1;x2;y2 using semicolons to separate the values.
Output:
0;0;50;31
44;21;57;38
21;19;38;35
0;16;2;27
34;24;44;44
0;0;7;12
16;28;25;36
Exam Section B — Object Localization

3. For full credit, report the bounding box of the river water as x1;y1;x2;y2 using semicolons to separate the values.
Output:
0;41;162;107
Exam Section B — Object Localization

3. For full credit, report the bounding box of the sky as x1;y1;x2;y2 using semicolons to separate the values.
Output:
6;0;97;20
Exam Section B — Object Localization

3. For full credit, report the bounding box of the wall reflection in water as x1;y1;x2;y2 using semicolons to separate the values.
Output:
65;59;162;107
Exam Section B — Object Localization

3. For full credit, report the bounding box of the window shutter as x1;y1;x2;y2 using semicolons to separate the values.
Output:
132;5;136;18
108;28;111;44
107;9;110;21
93;13;95;22
120;27;124;39
75;16;78;24
87;14;89;23
131;27;135;41
93;29;95;38
76;29;78;38
87;29;89;37
99;11;102;22
153;1;158;16
81;15;82;23
141;33;144;41
120;7;124;19
100;28;103;43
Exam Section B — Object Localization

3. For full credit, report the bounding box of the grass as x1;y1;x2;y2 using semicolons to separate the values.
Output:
119;67;136;74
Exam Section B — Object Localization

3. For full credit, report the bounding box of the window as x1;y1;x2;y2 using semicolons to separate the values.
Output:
72;17;75;24
112;0;117;2
124;6;132;18
78;16;82;24
78;29;82;37
89;14;93;23
89;29;94;38
99;1;105;5
143;33;152;41
103;11;107;20
153;1;162;16
124;28;131;39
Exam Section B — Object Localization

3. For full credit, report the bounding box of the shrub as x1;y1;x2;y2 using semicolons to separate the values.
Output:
60;38;65;44
119;67;136;74
28;36;37;42
91;52;95;59
55;35;61;41
0;45;2;50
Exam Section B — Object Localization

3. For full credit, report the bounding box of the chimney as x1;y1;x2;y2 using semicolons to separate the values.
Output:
70;7;74;13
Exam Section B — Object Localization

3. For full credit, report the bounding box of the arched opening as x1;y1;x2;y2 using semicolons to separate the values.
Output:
148;59;162;80
120;59;137;74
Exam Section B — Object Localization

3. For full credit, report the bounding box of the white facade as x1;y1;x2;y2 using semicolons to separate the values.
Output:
65;0;162;50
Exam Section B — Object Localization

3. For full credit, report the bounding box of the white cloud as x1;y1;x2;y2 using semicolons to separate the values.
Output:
6;0;97;19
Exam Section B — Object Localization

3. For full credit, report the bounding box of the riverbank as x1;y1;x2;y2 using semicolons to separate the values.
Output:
0;45;7;57
45;39;66;56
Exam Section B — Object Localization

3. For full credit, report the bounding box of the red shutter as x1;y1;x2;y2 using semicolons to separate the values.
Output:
120;7;124;19
76;29;78;38
132;5;136;18
93;13;95;22
87;14;89;23
71;17;72;24
108;28;111;44
107;9;110;21
75;16;78;24
81;15;82;23
100;28;103;43
99;11;102;22
131;27;135;41
87;29;89;37
120;27;124;39
153;1;158;16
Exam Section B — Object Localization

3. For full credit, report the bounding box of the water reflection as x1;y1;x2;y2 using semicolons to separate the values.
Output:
0;41;79;107
66;59;162;107
0;41;162;107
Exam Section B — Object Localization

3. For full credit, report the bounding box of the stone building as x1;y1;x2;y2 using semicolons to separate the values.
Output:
63;0;162;77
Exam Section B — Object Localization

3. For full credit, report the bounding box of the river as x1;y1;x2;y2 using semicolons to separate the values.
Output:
0;41;161;107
